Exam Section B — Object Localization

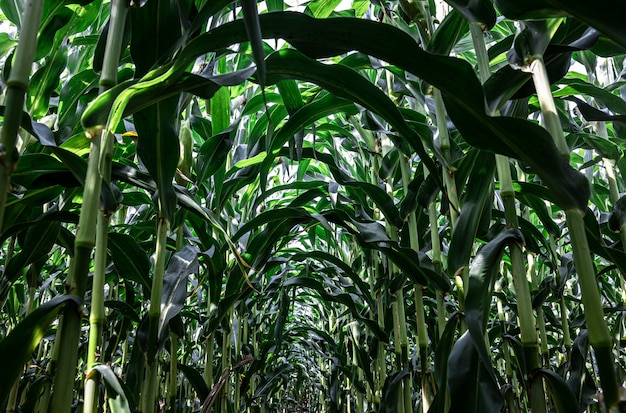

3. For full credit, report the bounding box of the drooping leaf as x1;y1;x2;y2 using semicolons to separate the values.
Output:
448;151;495;277
567;330;597;412
443;0;496;29
448;332;504;413
538;368;582;413
92;365;132;413
0;106;54;146
241;0;265;86
263;48;439;179
108;232;151;291
0;295;79;405
178;363;210;401
0;220;60;302
156;245;199;346
494;0;626;49
178;12;588;210
465;229;524;375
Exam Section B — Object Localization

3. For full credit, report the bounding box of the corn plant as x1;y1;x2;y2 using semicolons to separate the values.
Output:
1;0;626;412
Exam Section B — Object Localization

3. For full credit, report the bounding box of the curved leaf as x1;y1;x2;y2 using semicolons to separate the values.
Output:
179;12;588;210
0;106;54;146
263;49;438;178
448;151;495;276
444;0;496;29
447;332;503;413
108;232;151;291
494;0;626;49
283;276;389;343
608;195;626;232
92;365;131;413
241;0;265;85
0;295;79;405
157;245;199;346
537;369;582;413
465;229;524;380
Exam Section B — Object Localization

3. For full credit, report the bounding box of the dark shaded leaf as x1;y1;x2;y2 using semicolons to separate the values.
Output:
428;312;463;413
0;106;55;146
241;0;265;86
178;363;210;401
608;195;626;232
108;232;151;291
427;9;469;55
494;0;626;49
0;295;79;405
448;151;495;276
282;276;387;342
448;230;524;413
263;49;438;179
179;12;588;210
444;0;496;29
538;368;582;413
157;245;199;346
92;365;131;413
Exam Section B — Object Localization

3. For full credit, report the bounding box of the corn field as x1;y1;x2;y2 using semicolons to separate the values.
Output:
0;0;625;412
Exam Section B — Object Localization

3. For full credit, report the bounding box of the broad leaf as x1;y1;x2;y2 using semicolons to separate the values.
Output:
92;365;132;413
0;295;79;405
448;150;495;276
444;0;496;29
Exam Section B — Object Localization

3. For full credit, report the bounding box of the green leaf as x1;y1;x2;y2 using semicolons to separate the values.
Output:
448;230;523;412
584;210;626;275
134;99;180;221
444;0;496;29
429;312;463;413
0;32;17;59
567;331;597;411
241;0;265;86
608;195;626;232
427;9;469;55
195;120;235;183
556;78;626;116
448;332;503;413
494;0;626;49
306;0;343;18
108;232;151;291
178;363;209;401
157;245;199;347
92;365;132;413
29;25;69;118
538;369;582;413
58;69;99;127
283;276;387;342
448;151;495;276
380;369;411;413
0;295;79;405
0;220;60;302
465;229;524;377
264;48;438;178
0;106;54;146
0;0;23;28
180;12;588;210
104;300;140;322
